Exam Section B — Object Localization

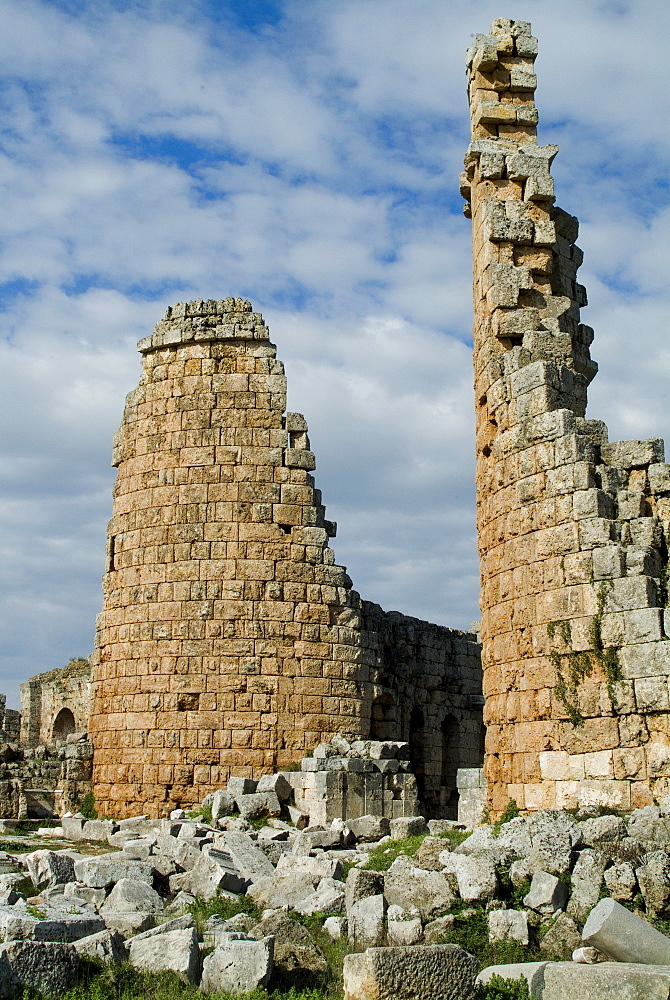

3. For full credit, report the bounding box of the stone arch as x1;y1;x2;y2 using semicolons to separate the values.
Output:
52;707;76;742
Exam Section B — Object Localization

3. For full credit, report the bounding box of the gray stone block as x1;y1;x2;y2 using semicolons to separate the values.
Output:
543;961;670;1000
0;941;79;999
73;855;153;889
74;929;127;963
349;894;386;949
24;850;75;891
227;777;257;797
343;944;479;1000
200;936;274;995
129;927;201;984
211;833;274;882
236;791;281;820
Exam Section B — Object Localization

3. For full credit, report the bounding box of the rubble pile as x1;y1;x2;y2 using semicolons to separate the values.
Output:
0;747;669;997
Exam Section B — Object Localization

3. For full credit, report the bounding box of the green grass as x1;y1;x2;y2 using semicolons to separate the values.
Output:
436;828;471;849
361;834;426;871
187;893;260;935
475;973;530;999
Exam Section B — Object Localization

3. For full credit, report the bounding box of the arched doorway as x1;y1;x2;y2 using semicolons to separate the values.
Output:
52;707;76;742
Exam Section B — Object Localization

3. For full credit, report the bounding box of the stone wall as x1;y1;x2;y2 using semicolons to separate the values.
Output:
463;19;670;815
20;658;92;748
0;695;20;743
91;298;482;817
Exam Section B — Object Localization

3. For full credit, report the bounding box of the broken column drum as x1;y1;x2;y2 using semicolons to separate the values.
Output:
91;298;482;816
463;20;670;814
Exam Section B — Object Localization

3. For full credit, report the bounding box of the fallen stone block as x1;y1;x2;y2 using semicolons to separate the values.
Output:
386;909;422;947
183;852;247;900
293;877;345;916
227;776;257;798
345;868;384;913
349;893;386;949
347;816;391;843
200;936;274;995
440;853;497;903
0;903;105;943
567;849;607;922
61;815;85;841
211;789;237;823
73;855;154;889
250;911;327;976
582;897;670;964
247;871;318;910
476;962;548;999
82;819;118;842
637;850;670;918
256;773;293;801
488;908;528;945
389;817;428;840
523;870;569;914
0;941;79;998
212;832;275;882
129;927;201;985
74;928;128;963
543;961;670;1000
384;870;456;922
99;878;163;937
292;827;343;854
343;944;479;1000
236;792;282;821
277;852;343;881
539;912;581;960
23;851;75;891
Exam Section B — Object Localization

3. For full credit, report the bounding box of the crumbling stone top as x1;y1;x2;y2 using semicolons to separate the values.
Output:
137;297;269;353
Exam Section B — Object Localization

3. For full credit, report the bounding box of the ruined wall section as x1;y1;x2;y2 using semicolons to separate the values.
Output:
20;659;92;748
0;695;20;743
360;603;483;817
463;19;670;815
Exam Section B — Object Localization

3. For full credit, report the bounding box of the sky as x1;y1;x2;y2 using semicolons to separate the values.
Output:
1;0;669;710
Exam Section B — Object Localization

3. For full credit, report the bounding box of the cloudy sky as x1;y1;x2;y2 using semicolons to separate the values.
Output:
1;0;669;710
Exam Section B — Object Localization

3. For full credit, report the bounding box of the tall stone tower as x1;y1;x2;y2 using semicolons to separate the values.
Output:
463;19;670;815
91;299;366;815
91;298;483;817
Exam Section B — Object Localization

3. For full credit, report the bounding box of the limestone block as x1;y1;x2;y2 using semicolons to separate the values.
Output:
0;904;105;943
604;576;658;613
349;894;386;949
347;816;391;843
227;777;257;797
592;545;625;581
235;792;282;820
210;834;275;883
100;878;163;938
582;897;670;964
211;789;237;822
567;849;607;922
0;941;79;999
129;927;201;985
73;929;127;964
293;878;345;917
247;872;318;910
523;871;568;914
636;851;670;918
621;641;670;678
343;944;480;1000
476;962;547;999
200;936;274;995
601;439;664;469
384;871;456;922
439;853;497;903
74;856;153;889
634;676;670;713
249;911;327;976
390;817;428;840
255;773;292;801
24;851;75;891
488;909;528;945
539;913;581;961
82;819;118;842
543;961;670;1000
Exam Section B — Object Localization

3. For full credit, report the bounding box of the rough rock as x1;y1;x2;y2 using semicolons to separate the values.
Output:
211;833;275;882
293;877;345;916
74;929;127;963
523;871;568;914
24;851;75;891
636;850;670;918
183;852;247;900
129;927;201;984
0;941;79;999
343;944;479;1000
439;853;497;902
349;894;386;949
384;870;456;921
387;909;423;947
247;872;318;910
235;792;281;820
488;909;528;945
200;935;274;995
542;961;670;1000
423;914;457;944
347;816;391;843
415;837;451;871
250;912;327;975
99;878;163;937
567;849;607;922
345;869;385;913
389;817;428;840
603;860;637;902
255;773;292;801
579;815;628;846
539;913;581;961
211;789;237;823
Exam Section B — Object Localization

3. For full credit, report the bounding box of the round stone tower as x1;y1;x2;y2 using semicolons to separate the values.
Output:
91;298;366;816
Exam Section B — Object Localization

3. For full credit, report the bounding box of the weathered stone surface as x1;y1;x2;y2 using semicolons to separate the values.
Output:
250;912;327;975
390;817;428;840
540;913;581;961
637;850;670;918
488;909;528;945
129;927;201;984
0;941;79;999
345;868;385;913
247;872;318;910
99;878;163;937
293;877;345;916
211;789;237;823
24;851;75;891
211;834;275;883
439;853;497;902
184;852;247;900
74;929;127;963
73;855;153;889
523;871;568;914
343;944;479;1000
582;897;670;965
256;773;292;801
347;816;391;843
567;849;607;921
0;903;105;943
543;961;670;1000
277;853;343;881
384;870;456;921
236;792;282;821
200;936;274;995
349;894;386;949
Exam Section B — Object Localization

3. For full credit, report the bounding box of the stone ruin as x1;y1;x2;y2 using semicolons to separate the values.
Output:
463;17;670;815
6;16;670;828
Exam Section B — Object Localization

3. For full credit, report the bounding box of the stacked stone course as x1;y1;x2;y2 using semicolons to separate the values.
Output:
464;19;670;815
91;298;482;817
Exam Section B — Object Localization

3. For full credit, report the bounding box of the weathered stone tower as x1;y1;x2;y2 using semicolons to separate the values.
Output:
91;298;482;817
463;19;670;815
